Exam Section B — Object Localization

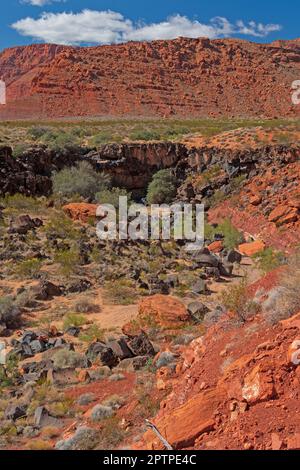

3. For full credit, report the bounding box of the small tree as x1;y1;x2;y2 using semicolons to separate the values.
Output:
52;162;110;199
146;169;177;204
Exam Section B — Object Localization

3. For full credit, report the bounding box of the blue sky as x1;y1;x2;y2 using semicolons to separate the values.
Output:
1;0;299;50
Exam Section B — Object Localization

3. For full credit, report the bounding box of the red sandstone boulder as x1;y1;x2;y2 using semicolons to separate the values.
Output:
63;203;98;223
137;387;226;449
238;240;265;256
207;240;223;253
249;195;262;206
268;205;299;226
138;295;190;329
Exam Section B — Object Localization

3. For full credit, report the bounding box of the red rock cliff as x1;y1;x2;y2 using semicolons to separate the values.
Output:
0;37;300;119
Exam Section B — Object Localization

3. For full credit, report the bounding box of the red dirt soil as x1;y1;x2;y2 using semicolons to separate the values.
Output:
1;37;300;119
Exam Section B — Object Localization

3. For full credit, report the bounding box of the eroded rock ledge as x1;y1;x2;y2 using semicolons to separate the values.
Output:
0;143;299;197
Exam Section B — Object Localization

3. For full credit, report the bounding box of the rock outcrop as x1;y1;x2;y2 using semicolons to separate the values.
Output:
0;37;300;119
0;143;187;195
135;311;300;450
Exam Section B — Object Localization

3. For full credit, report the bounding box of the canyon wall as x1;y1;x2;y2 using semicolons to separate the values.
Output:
0;37;300;119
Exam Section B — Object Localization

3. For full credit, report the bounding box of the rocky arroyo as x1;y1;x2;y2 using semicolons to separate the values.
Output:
1;142;299;198
0;37;300;119
0;143;187;195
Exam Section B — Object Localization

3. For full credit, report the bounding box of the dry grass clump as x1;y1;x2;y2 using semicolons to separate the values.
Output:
262;250;300;324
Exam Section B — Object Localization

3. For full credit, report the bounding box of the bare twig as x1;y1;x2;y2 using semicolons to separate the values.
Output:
145;419;173;450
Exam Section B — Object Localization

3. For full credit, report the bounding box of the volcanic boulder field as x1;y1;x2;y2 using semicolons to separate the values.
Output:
0;118;299;450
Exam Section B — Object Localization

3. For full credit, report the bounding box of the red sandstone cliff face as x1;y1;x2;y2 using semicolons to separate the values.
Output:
0;37;300;119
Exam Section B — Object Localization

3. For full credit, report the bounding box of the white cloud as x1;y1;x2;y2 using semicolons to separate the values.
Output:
12;10;282;46
22;0;65;6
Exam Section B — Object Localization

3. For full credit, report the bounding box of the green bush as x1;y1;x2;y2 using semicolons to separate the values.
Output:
103;279;138;305
205;219;243;249
52;349;86;369
220;278;259;323
40;129;78;150
217;219;243;250
13;144;31;158
14;258;43;279
0;194;44;213
130;130;161;141
52;161;110;199
44;213;81;241
27;126;50;141
54;248;81;276
95;187;132;208
63;313;86;331
252;248;286;273
91;132;111;145
146;169;177;204
79;325;105;343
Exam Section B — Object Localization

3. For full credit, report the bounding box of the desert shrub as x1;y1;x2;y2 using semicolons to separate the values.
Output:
230;174;247;190
74;298;97;314
27;126;50;140
91;132;111;145
262;251;300;323
220;278;259;323
14;258;43;279
15;289;36;309
70;127;88;138
55;427;99;450
103;279;137;305
201;164;222;184
204;222;217;241
95;187;132;208
0;194;43;213
52;349;86;369
52;161;110;199
54;248;81;276
90;246;102;264
135;387;160;418
208;189;227;207
13;143;31;157
163;127;190;139
0;354;20;388
252;247;286;273
79;324;105;343
63;313;86;330
26;440;53;451
130;130;161;141
48;397;74;417
77;393;96;406
40;426;61;439
40;129;78;150
44;213;81;240
91;404;114;422
96;416;125;450
0;297;22;330
102;394;125;410
0;423;17;437
217;218;243;250
146;169;177;204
